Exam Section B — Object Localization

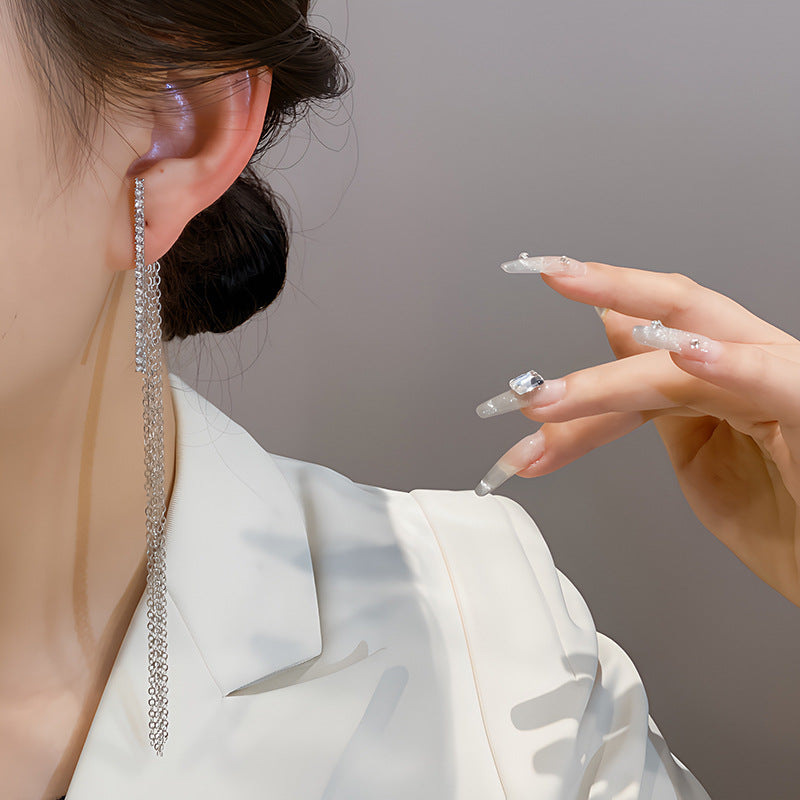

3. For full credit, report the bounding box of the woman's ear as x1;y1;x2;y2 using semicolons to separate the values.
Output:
106;67;272;270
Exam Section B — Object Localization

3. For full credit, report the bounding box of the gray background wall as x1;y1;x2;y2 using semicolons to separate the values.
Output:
167;2;800;797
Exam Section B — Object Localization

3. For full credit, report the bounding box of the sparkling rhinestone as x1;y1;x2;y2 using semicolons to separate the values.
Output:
689;338;700;349
509;369;545;395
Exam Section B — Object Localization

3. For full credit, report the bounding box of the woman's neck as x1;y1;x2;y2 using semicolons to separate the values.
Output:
0;269;176;798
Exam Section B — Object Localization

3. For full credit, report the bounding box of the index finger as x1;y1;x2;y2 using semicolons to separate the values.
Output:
537;260;794;344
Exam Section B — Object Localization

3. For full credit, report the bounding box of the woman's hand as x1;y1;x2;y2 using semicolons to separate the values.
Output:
474;257;800;607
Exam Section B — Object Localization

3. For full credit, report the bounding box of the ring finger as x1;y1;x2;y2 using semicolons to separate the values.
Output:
476;350;752;426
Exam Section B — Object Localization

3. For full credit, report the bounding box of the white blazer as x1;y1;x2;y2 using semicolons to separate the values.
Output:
63;373;711;799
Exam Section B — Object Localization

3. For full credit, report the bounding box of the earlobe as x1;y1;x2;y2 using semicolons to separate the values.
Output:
109;67;272;270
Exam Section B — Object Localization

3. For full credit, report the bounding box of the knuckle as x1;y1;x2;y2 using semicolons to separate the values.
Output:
663;272;698;315
748;419;783;453
749;345;771;374
665;271;696;288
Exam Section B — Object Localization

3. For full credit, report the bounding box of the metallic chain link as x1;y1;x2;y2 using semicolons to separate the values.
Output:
133;177;169;757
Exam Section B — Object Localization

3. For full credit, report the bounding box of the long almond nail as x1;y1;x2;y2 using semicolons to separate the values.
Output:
631;319;721;362
474;431;545;496
476;378;566;419
500;253;587;277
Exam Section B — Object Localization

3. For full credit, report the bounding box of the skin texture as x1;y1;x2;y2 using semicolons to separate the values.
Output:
484;262;800;608
0;17;272;799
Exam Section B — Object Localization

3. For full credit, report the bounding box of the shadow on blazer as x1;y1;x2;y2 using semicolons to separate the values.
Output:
63;372;712;800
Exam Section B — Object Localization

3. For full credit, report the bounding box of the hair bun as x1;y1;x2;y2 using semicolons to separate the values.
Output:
159;166;289;340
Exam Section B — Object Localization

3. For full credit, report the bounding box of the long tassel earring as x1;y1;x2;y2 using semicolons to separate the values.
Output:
133;176;169;757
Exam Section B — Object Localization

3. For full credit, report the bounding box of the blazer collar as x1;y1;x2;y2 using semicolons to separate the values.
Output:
163;372;322;696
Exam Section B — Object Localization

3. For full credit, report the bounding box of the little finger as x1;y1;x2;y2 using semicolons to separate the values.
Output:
473;410;644;496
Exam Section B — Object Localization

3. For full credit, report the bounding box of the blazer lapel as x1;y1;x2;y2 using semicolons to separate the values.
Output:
65;373;323;796
162;372;323;696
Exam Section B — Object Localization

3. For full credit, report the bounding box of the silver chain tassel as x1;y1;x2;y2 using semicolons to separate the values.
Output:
133;176;169;756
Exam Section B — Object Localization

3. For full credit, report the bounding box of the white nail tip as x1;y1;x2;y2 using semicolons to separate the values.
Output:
474;480;492;497
500;253;587;277
473;461;518;496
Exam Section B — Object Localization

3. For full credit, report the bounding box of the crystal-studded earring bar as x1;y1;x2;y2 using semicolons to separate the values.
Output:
133;176;169;757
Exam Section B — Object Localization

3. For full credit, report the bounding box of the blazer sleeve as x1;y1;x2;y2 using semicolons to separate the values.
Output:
409;488;712;800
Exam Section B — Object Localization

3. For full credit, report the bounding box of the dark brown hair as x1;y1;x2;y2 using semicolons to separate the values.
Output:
7;0;350;340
